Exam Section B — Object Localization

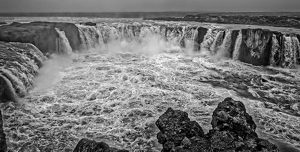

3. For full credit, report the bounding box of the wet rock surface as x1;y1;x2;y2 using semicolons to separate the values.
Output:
0;22;82;54
73;138;129;152
82;22;97;26
0;110;7;152
156;97;279;152
236;29;273;66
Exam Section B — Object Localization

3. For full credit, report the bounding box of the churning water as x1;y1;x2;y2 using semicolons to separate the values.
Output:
0;18;300;152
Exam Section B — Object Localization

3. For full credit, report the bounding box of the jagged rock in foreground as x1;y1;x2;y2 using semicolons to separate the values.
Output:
0;110;7;152
156;97;279;152
73;138;129;152
0;41;46;102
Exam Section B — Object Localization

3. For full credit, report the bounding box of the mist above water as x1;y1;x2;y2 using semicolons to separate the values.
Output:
32;54;72;92
104;33;182;55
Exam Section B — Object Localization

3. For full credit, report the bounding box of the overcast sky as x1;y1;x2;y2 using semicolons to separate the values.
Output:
0;0;299;12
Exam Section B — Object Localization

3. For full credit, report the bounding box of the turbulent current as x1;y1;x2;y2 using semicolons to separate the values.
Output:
0;18;300;152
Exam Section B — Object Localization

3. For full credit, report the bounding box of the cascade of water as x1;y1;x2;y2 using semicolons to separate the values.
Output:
95;25;105;48
291;36;300;65
232;30;243;60
282;35;297;68
189;27;199;51
200;28;220;53
178;26;187;48
270;34;281;66
55;28;73;54
216;30;233;58
0;42;46;101
210;30;225;54
76;24;101;50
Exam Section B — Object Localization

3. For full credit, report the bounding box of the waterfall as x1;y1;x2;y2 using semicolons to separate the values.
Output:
76;24;101;50
69;23;299;68
232;30;242;60
210;30;225;54
0;42;46;101
282;35;296;68
178;26;187;48
191;27;199;51
291;36;300;65
296;36;300;64
270;34;281;66
55;28;73;54
200;29;220;53
216;30;233;58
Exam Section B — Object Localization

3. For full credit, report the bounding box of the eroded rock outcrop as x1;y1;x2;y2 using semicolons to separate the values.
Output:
0;110;7;152
82;22;97;26
0;41;46;102
234;29;273;66
73;138;129;152
156;97;279;152
0;22;82;55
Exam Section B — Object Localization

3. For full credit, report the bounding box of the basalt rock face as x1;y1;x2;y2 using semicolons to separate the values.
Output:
82;22;97;26
0;41;46;102
0;110;7;152
193;27;209;51
156;98;279;152
229;28;300;68
156;108;210;152
73;138;129;152
234;29;273;66
0;22;82;55
208;97;278;152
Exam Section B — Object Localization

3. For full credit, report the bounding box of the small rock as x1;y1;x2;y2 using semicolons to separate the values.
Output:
83;22;97;26
73;138;128;152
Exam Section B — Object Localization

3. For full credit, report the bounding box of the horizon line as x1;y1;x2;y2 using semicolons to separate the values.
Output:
0;11;300;13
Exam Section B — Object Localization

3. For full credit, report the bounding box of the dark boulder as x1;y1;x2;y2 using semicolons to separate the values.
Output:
0;110;7;152
82;22;97;26
208;97;278;152
73;138;129;152
156;98;279;152
156;108;210;152
211;97;257;138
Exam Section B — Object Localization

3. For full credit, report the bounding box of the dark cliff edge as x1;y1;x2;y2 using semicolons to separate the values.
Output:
0;22;83;55
156;97;279;152
0;41;46;102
